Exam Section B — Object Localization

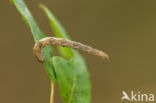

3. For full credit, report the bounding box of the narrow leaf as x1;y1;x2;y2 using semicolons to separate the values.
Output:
11;0;56;82
40;4;73;58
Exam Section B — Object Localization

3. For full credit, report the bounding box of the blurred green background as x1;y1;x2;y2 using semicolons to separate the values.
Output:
0;0;156;103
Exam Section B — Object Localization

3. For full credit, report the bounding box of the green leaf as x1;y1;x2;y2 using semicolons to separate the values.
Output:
39;4;70;39
11;0;56;82
52;56;91;103
40;5;91;103
40;4;73;58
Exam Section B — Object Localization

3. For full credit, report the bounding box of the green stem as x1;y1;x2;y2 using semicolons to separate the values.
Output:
50;82;55;103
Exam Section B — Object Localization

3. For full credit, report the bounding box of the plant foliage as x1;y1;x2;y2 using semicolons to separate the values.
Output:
12;0;91;103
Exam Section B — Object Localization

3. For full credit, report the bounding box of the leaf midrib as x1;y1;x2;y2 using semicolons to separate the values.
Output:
68;75;76;103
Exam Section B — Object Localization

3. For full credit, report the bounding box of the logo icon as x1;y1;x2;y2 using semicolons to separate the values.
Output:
121;91;131;101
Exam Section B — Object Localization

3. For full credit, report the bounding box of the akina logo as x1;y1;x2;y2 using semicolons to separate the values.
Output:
121;91;154;102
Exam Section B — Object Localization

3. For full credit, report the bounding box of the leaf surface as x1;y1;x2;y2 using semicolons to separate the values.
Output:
12;0;56;82
52;56;91;103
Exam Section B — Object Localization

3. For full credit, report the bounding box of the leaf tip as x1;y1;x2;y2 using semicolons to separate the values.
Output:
39;4;45;10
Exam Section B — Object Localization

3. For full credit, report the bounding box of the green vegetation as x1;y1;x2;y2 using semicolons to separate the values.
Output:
11;0;91;103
